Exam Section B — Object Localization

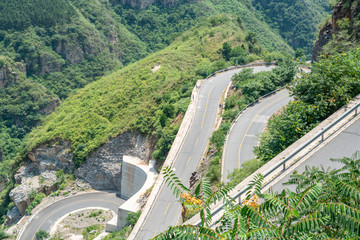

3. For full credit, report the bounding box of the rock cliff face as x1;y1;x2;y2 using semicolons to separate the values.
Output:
27;140;75;173
312;1;359;61
9;132;152;216
0;60;26;89
312;22;334;62
75;132;152;190
9;171;57;215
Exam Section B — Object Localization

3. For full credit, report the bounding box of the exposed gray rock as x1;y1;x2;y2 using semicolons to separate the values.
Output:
9;179;38;215
9;171;57;215
0;60;26;88
28;140;74;173
75;132;151;190
11;132;151;215
14;164;40;185
56;40;85;64
312;1;355;62
6;207;22;226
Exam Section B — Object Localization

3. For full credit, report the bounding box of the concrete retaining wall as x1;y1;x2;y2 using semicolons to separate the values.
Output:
106;157;157;232
120;157;148;200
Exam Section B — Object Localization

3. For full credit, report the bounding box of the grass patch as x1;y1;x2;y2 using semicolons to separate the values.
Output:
82;225;103;240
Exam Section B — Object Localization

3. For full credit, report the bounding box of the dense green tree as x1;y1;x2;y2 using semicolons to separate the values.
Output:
35;230;49;240
252;0;330;56
222;42;232;61
295;48;305;59
245;32;257;44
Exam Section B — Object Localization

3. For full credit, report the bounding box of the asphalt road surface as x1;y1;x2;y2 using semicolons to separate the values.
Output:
270;117;360;193
19;192;125;240
222;89;292;183
136;65;275;239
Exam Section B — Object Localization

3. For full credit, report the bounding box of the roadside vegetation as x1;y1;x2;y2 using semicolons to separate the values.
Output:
204;58;297;188
103;211;141;240
155;151;360;239
255;47;360;163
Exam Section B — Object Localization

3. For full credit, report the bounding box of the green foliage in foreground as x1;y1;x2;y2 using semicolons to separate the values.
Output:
155;152;360;239
256;48;360;162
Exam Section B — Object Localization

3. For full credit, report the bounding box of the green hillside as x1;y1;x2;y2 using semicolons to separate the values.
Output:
24;16;266;166
252;0;330;56
113;0;294;53
0;0;331;225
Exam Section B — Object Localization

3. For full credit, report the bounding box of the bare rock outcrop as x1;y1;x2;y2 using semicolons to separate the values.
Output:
75;132;152;191
27;140;75;173
10;131;152;216
6;207;22;225
0;58;26;88
9;171;57;215
312;22;333;62
312;1;356;62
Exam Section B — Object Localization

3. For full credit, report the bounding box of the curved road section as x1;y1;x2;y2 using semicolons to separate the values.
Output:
271;117;360;193
222;90;292;183
19;192;125;240
136;66;275;239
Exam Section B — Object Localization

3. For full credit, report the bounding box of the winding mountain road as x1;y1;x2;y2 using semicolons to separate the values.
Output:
18;192;124;240
270;116;360;193
136;65;275;239
19;65;278;240
222;89;292;183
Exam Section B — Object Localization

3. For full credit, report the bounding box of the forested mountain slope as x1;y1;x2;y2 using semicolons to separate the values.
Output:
0;0;330;227
0;15;267;224
252;0;330;56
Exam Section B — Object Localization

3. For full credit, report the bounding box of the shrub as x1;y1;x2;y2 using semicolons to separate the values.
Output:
35;230;49;240
126;211;141;227
25;192;46;215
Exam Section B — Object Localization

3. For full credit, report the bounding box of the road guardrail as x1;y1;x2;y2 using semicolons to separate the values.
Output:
196;100;360;226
